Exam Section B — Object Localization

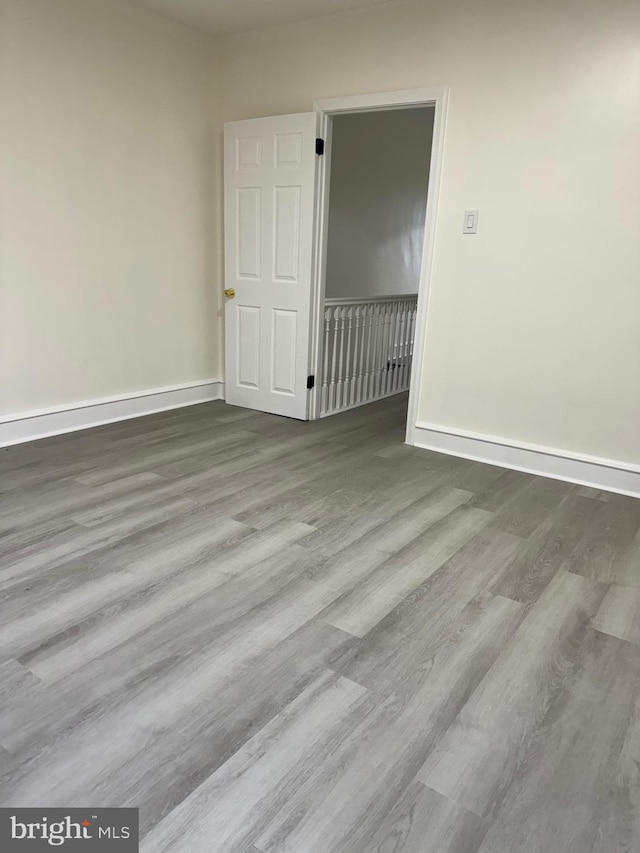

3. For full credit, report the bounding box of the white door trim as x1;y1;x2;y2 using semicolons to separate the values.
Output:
310;87;449;429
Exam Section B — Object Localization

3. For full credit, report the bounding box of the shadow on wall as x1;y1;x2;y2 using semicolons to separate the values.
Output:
325;107;435;300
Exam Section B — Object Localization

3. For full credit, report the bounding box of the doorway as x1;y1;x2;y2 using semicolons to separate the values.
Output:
222;87;448;441
316;106;435;424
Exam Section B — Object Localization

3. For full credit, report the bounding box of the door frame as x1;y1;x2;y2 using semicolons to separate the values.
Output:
309;87;449;442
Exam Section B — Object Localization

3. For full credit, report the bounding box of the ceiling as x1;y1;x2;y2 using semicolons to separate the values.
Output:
117;0;397;35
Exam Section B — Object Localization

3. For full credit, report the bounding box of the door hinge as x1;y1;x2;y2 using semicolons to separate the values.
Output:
315;138;325;156
307;375;315;389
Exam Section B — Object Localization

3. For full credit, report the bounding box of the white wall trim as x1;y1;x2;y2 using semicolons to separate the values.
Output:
410;421;640;499
0;380;225;447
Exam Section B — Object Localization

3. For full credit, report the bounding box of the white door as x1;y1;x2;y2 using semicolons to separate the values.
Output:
223;112;319;419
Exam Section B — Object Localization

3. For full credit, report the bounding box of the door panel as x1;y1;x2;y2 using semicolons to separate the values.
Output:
236;188;261;278
271;309;297;395
224;112;318;419
237;306;260;388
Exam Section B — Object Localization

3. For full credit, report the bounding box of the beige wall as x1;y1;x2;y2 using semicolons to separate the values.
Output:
0;0;223;415
325;107;434;299
222;0;640;465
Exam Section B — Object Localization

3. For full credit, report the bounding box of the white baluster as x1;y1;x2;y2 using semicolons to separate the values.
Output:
371;303;382;399
352;305;362;405
388;302;399;394
345;305;354;406
329;306;339;412
363;304;373;400
382;301;393;395
336;306;347;409
357;305;368;404
321;307;331;414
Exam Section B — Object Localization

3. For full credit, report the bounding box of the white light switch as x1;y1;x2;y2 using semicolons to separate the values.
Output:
463;210;479;234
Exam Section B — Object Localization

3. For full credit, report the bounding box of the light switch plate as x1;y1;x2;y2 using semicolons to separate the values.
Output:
463;210;479;234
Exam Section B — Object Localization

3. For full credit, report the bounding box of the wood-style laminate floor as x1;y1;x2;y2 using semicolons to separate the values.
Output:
1;394;640;852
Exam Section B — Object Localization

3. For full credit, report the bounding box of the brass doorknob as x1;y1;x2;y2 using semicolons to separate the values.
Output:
223;288;236;298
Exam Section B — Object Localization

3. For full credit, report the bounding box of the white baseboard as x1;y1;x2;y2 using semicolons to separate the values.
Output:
410;421;640;499
0;380;225;448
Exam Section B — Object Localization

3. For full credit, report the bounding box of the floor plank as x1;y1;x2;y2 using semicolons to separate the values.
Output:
331;528;524;696
366;781;489;853
592;584;640;646
324;504;493;637
416;570;606;816
489;493;602;605
476;630;640;853
139;671;367;853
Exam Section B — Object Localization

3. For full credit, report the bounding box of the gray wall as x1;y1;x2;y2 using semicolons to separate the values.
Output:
325;107;434;299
